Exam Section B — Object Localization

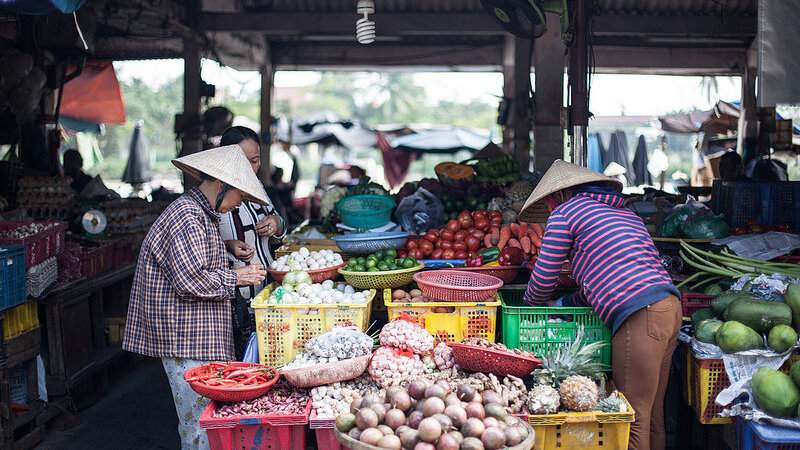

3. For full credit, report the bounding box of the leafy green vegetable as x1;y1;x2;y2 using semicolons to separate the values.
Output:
681;215;731;239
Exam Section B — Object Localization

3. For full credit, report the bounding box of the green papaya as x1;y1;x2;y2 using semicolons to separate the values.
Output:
723;297;792;334
711;290;750;316
784;284;800;332
691;308;716;331
751;367;800;418
703;284;724;296
791;360;800;388
767;325;798;353
715;321;763;353
695;319;723;345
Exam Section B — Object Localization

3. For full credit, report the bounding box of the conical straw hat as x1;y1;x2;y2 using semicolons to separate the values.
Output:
172;144;270;205
518;159;623;223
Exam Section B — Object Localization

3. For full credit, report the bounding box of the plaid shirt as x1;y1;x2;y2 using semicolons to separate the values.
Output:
123;187;237;360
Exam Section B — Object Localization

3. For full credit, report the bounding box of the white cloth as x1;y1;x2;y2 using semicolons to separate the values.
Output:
161;358;212;450
219;197;286;299
648;148;669;177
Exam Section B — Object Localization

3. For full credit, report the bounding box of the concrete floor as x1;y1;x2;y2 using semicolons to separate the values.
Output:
35;357;179;450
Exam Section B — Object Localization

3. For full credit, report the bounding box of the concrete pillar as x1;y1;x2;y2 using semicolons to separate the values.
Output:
568;0;589;167
258;41;274;186
737;42;758;160
533;12;566;173
511;36;532;171
181;38;203;188
501;35;514;155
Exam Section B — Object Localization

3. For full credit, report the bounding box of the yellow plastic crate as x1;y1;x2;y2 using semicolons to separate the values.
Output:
252;282;375;368
526;391;635;449
4;300;39;340
383;289;500;343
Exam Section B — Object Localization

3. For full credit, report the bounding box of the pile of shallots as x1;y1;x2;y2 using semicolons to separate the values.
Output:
213;382;309;417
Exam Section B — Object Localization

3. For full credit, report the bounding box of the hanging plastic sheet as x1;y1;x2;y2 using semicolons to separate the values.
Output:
587;134;602;174
632;135;652;186
0;0;86;14
377;131;415;189
758;0;800;106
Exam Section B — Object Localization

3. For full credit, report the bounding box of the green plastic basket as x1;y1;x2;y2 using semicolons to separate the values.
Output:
336;195;395;229
500;289;612;367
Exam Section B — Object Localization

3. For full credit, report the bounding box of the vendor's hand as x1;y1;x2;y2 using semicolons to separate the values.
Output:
225;239;254;262
234;264;266;286
255;215;282;237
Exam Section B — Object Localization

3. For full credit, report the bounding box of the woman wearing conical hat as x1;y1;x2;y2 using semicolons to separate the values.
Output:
520;160;680;450
123;144;269;450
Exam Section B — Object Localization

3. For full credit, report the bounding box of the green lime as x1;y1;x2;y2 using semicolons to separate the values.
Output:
377;262;390;271
384;248;397;259
373;250;385;260
388;264;398;271
356;257;366;266
403;258;416;269
368;267;380;272
366;258;378;269
352;265;365;272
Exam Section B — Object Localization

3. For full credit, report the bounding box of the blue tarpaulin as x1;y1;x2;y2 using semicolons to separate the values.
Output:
390;128;490;154
588;134;603;173
0;0;86;14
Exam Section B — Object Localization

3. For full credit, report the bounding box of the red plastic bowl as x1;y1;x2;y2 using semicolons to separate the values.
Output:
268;262;346;284
184;362;280;403
413;270;503;302
449;343;541;379
452;265;522;284
524;260;578;288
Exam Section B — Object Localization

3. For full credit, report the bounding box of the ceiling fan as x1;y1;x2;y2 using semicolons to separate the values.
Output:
480;0;572;43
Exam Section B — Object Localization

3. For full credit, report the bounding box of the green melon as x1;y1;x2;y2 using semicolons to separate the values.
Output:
691;308;716;331
695;319;723;345
767;325;797;353
751;367;800;418
723;297;792;334
715;321;763;353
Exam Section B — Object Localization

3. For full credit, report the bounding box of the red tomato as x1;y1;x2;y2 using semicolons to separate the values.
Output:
455;250;468;259
442;249;456;259
474;218;490;231
431;249;443;259
453;241;467;252
465;235;481;251
397;250;408;258
458;213;473;230
490;218;503;229
488;210;502;219
424;230;440;242
410;248;424;260
439;240;453;251
405;239;418;251
454;230;468;242
466;227;478;235
446;220;460;233
473;209;488;221
471;230;485;240
440;229;455;241
419;240;434;256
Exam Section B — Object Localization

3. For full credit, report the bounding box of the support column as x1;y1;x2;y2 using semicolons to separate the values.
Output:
533;12;565;173
511;37;532;172
501;35;515;155
737;42;758;160
181;38;203;188
258;41;274;186
568;0;589;167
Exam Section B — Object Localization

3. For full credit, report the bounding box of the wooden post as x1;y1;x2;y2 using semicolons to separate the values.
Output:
511;36;532;171
737;41;758;159
501;35;515;155
533;13;566;173
568;0;589;167
181;37;203;188
258;41;274;186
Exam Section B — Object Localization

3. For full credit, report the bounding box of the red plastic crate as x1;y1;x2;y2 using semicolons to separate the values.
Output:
681;292;714;317
310;415;347;450
199;400;310;450
79;243;114;278
0;221;66;267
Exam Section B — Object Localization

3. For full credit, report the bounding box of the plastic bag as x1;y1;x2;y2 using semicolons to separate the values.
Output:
242;333;259;363
657;199;712;237
379;314;435;355
368;346;425;388
395;187;444;233
304;326;373;359
682;214;731;239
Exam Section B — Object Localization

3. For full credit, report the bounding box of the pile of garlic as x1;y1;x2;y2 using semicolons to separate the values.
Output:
270;248;342;272
283;328;373;370
368;346;425;389
433;342;459;371
310;374;383;419
257;280;371;306
379;319;434;355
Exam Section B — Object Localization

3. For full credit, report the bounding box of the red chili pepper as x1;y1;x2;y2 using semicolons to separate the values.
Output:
497;247;524;266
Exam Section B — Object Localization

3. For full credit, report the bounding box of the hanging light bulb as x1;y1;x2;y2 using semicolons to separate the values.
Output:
356;0;376;44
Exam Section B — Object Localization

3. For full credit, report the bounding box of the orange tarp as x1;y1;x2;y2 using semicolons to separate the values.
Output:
61;61;126;124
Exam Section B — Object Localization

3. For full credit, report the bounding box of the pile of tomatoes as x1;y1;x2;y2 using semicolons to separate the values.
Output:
398;210;503;260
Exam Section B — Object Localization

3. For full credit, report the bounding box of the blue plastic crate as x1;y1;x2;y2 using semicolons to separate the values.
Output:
739;419;800;450
0;246;26;312
711;180;800;230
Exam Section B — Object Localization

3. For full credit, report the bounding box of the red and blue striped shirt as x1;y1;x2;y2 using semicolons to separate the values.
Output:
523;187;679;334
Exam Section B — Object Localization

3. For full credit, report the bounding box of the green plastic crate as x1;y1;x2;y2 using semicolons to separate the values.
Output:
500;289;612;367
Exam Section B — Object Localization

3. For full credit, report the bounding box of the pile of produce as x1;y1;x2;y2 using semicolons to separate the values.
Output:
185;362;277;388
468;155;521;185
380;318;436;355
252;279;371;306
283;328;374;370
658;204;730;239
369;346;426;389
344;249;420;272
335;379;532;449
527;328;625;414
269;247;343;272
311;374;384;419
0;221;56;238
690;283;800;354
403;210;501;261
213;381;309;417
459;338;537;359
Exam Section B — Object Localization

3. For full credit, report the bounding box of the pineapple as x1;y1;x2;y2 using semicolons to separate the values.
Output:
595;390;628;413
559;375;599;412
532;326;608;388
527;385;560;414
506;180;534;202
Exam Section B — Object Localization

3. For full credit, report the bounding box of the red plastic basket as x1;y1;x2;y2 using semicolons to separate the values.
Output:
0;221;66;267
413;270;503;302
310;415;346;450
268;262;345;284
681;292;714;317
449;342;541;379
524;259;578;288
184;362;280;403
199;400;310;450
452;265;522;284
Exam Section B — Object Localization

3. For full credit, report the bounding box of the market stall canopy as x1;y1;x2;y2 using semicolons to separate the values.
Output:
390;128;491;154
658;101;739;134
61;61;126;125
275;111;376;150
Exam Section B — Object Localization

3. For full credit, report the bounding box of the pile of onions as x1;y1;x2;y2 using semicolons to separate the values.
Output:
214;382;309;417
